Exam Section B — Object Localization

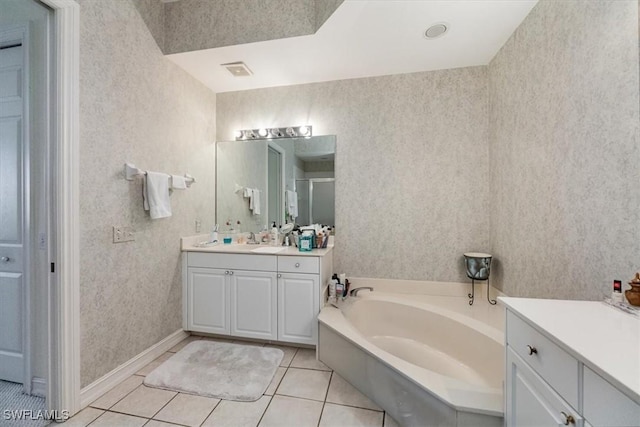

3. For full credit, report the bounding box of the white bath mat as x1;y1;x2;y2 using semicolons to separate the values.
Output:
144;341;283;401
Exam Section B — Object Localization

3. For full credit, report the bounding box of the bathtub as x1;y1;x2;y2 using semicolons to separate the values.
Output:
318;287;504;427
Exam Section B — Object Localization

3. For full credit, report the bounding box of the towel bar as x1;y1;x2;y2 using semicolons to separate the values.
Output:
124;163;195;187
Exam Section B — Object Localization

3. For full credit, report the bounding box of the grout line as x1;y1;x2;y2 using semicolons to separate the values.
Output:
89;380;144;411
255;393;275;426
86;410;148;426
148;390;180;420
198;396;223;427
317;371;333;427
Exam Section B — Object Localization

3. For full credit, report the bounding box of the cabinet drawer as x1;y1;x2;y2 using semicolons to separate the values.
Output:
278;256;319;274
188;252;277;271
506;310;579;409
583;366;640;427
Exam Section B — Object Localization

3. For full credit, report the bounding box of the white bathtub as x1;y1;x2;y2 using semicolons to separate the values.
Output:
318;288;504;427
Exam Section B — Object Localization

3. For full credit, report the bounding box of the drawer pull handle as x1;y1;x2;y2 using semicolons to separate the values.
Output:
225;271;229;275
277;274;282;278
229;271;234;275
527;345;537;355
295;263;300;268
561;412;575;425
0;256;10;263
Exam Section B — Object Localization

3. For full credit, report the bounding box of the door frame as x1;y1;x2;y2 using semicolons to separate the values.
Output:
38;0;80;416
0;23;31;393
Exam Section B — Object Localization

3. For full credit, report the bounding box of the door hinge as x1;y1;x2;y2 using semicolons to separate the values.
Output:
50;263;55;273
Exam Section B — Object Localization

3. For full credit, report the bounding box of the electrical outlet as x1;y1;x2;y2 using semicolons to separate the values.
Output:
39;232;46;250
113;226;135;243
195;219;202;233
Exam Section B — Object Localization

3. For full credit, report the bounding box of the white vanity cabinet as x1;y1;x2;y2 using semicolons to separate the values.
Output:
183;248;332;345
502;298;640;427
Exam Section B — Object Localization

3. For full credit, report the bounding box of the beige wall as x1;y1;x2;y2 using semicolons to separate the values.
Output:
78;0;217;387
488;0;640;300
217;67;490;283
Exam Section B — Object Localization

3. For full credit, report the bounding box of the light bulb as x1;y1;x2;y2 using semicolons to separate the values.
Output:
258;128;268;137
298;126;309;136
234;130;244;139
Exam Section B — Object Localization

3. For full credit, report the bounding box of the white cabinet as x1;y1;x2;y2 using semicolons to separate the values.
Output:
187;268;229;335
507;347;583;426
278;273;319;345
183;249;332;345
504;303;640;427
230;270;277;340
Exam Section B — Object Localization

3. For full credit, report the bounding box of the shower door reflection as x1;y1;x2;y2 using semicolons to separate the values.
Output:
295;178;335;226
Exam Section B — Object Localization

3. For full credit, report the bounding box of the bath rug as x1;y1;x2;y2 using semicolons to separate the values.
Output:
144;341;283;401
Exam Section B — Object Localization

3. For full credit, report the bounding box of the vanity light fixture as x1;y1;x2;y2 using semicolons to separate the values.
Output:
235;126;313;141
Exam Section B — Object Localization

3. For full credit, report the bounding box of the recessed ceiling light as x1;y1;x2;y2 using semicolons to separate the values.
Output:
424;23;448;39
221;61;253;77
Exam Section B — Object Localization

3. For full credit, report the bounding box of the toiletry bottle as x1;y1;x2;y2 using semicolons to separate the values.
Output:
270;222;279;246
209;224;219;243
335;281;345;301
299;230;313;252
612;279;623;303
328;279;336;303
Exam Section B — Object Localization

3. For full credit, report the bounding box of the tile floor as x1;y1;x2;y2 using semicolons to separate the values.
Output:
67;336;400;427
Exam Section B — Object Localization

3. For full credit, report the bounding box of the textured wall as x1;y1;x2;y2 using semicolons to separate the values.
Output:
164;0;316;54
489;0;640;300
78;0;217;387
217;67;490;282
131;0;165;51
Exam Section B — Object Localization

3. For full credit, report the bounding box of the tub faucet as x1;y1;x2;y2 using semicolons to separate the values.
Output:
350;287;373;296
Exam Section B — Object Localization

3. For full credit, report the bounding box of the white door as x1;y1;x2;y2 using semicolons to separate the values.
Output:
187;267;230;335
230;270;277;340
0;44;25;384
278;273;318;345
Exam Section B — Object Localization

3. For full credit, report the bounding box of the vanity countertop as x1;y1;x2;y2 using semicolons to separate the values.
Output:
181;234;333;257
499;297;640;404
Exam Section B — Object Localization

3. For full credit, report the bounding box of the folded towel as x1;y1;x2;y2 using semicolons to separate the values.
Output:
243;187;252;198
252;189;261;215
171;175;187;190
286;190;298;219
143;171;172;219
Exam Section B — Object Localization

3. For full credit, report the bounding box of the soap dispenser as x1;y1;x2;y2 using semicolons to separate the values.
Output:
270;222;279;246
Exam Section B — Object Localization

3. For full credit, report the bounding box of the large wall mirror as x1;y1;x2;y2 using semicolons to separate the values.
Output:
216;135;336;234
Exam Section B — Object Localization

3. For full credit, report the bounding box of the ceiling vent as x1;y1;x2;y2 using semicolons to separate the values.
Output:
424;23;448;39
221;61;253;77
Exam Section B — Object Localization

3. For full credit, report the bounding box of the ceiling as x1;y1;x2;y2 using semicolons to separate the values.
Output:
167;0;538;94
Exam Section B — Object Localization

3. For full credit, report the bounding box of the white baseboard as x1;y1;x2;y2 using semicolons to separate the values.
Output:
31;377;46;397
79;329;188;408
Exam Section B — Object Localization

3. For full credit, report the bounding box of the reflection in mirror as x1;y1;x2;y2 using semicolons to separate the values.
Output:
216;135;336;234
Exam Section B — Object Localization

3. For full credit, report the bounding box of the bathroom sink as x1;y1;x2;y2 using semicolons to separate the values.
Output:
251;246;286;254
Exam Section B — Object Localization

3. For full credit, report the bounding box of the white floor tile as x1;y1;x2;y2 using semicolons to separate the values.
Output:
90;376;144;410
144;420;181;427
326;374;381;411
319;403;384;427
258;395;323;427
290;348;331;371
153;393;219;427
136;353;174;376
264;367;286;396
62;407;104;426
90;411;147;427
110;385;177;418
276;368;331;401
265;345;298;367
202;395;271;427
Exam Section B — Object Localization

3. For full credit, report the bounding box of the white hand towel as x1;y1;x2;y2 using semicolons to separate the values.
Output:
143;171;172;219
243;187;252;198
286;190;298;219
252;189;261;215
171;175;187;190
247;188;255;210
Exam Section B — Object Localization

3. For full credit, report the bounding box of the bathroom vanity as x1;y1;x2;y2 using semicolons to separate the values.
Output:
501;297;640;426
181;237;333;346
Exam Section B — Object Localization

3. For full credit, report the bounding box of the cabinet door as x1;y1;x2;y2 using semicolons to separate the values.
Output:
506;348;583;427
278;273;319;345
187;267;229;334
230;270;278;340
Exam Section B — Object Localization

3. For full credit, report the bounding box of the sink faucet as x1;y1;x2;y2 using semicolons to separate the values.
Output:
247;232;260;245
350;287;373;296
